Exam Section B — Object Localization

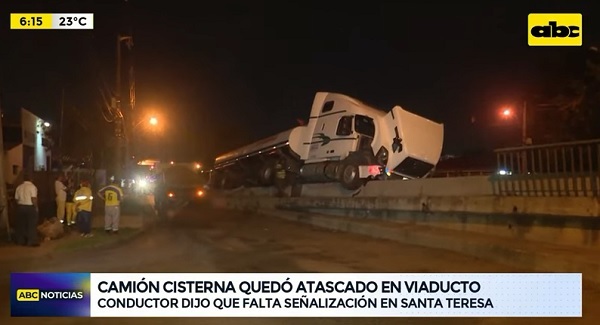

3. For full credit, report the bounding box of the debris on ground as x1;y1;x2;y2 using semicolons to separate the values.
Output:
37;217;65;241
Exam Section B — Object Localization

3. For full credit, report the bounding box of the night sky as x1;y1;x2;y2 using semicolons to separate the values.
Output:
1;0;599;165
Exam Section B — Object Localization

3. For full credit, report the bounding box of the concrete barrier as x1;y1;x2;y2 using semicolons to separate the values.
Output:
213;193;600;251
225;176;600;216
256;208;600;284
214;192;600;283
211;174;600;283
226;176;495;198
211;174;600;251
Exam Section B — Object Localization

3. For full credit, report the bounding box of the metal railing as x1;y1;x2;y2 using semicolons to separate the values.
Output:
492;139;600;197
431;170;494;178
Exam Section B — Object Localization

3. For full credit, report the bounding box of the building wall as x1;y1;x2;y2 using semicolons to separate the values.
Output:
2;108;51;185
3;144;23;185
21;108;50;171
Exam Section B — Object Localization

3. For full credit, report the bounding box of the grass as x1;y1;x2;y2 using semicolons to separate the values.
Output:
55;227;140;252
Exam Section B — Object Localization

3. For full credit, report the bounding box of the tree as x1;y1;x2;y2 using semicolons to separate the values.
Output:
541;47;600;141
56;105;112;169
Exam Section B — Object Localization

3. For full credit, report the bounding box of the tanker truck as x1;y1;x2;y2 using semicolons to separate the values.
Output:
210;92;444;191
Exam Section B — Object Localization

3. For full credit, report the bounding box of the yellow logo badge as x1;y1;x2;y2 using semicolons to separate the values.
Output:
16;289;39;301
528;13;582;46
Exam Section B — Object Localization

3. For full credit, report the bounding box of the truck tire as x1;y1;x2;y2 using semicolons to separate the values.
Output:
340;162;364;190
155;199;168;220
221;172;243;190
219;174;230;189
258;163;274;186
209;171;224;190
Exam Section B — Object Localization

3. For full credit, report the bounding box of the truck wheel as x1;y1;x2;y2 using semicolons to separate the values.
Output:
220;175;229;189
258;163;274;186
222;172;243;190
340;163;364;190
210;172;224;190
155;201;167;219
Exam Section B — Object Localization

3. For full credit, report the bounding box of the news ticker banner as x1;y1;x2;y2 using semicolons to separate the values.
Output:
11;272;582;317
10;13;94;30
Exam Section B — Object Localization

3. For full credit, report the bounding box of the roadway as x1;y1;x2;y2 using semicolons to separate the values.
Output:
1;202;599;324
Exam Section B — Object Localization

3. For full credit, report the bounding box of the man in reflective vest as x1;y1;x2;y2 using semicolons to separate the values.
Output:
74;180;94;237
65;178;77;226
98;178;124;234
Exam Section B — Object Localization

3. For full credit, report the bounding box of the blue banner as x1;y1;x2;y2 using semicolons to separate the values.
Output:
11;272;91;317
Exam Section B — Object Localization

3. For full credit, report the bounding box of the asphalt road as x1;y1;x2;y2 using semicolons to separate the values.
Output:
1;202;598;324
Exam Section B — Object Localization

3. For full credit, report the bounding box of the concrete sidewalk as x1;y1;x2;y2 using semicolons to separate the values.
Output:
258;208;600;285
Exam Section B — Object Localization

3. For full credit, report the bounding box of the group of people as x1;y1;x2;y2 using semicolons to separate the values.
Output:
13;173;125;247
54;175;95;237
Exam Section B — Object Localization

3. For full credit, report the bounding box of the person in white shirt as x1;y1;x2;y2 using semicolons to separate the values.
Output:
55;174;67;223
14;174;39;247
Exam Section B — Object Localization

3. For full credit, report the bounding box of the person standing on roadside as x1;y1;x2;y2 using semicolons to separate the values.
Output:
97;178;124;234
14;174;40;247
65;178;77;226
74;180;93;237
54;174;67;223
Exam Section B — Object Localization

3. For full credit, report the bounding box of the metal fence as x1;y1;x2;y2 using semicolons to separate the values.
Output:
491;139;600;197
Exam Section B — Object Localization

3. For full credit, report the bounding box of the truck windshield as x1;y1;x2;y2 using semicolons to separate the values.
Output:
162;166;203;186
354;115;375;137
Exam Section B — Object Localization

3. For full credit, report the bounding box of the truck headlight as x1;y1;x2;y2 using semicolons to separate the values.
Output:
376;146;389;165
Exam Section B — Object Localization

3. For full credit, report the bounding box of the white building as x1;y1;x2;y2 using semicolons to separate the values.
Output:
2;108;52;185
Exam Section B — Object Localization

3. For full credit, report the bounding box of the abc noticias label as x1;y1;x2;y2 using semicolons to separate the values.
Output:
11;272;582;317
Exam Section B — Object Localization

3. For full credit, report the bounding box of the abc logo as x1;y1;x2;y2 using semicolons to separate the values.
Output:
528;14;582;46
16;289;39;301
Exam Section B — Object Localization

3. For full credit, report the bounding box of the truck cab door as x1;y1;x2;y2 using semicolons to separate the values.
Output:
307;114;359;163
306;99;355;162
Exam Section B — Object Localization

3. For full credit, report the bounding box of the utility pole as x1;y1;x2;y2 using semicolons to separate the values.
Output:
521;100;529;174
59;88;65;153
522;101;528;145
114;35;123;180
114;34;132;180
128;65;136;163
0;93;10;240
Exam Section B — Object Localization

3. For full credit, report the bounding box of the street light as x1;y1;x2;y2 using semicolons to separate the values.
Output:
499;101;529;145
500;108;513;119
133;116;158;130
128;116;160;167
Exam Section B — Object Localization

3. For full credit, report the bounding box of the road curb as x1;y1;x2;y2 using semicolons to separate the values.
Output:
258;208;600;285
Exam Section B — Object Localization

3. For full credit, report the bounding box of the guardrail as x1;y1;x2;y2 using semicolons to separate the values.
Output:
492;139;600;197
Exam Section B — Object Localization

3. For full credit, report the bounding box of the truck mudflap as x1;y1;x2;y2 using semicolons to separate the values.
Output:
358;165;384;179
